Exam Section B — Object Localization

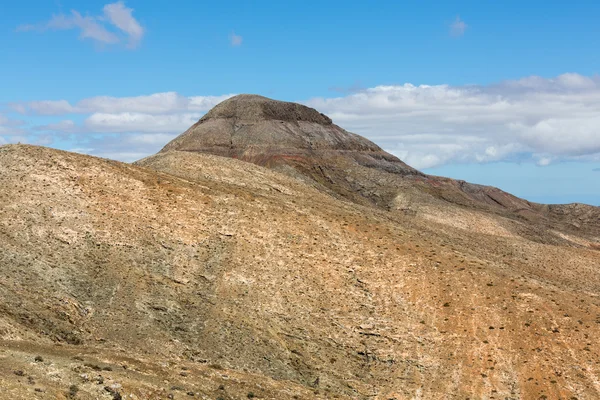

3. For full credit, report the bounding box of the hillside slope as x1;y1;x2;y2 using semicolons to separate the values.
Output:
158;94;600;245
1;144;599;399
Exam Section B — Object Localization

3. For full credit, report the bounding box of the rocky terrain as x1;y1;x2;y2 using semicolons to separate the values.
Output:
0;95;599;399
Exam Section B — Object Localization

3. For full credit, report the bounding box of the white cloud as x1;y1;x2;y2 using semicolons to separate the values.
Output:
188;95;236;111
16;2;143;48
0;114;29;145
47;11;120;44
84;112;201;133
536;157;552;166
103;1;144;48
230;32;243;46
77;93;234;113
450;16;467;37
13;100;77;115
35;120;80;133
9;93;236;161
0;114;26;136
68;133;178;162
78;92;189;114
0;127;24;136
306;73;600;169
13;93;234;116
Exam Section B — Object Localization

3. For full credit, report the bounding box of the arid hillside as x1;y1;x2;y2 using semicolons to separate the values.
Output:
0;143;599;399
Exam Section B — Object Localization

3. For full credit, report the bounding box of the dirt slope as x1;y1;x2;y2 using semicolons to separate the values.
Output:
1;144;599;399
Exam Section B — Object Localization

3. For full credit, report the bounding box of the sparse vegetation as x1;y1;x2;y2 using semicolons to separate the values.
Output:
68;384;79;398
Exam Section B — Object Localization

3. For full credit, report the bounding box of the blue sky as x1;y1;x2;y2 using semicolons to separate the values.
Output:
1;1;599;205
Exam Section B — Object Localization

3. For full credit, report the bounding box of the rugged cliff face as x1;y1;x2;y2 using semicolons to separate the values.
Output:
0;97;599;399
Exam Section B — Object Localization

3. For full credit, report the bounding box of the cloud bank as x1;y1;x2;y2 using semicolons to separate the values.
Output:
12;93;233;116
306;73;600;168
4;74;600;168
6;94;234;161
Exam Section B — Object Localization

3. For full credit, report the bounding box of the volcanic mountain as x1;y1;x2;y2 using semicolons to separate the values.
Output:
155;94;599;244
0;95;599;399
159;94;420;207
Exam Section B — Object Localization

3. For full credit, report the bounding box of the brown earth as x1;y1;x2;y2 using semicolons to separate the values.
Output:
0;95;599;399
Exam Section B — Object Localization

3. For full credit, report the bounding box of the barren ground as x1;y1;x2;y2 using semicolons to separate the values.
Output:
0;144;599;399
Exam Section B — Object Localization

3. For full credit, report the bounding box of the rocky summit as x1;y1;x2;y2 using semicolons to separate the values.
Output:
0;96;599;399
159;94;420;207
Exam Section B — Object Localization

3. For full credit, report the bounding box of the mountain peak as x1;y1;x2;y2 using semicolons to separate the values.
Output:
160;94;389;156
199;94;333;125
158;94;419;207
